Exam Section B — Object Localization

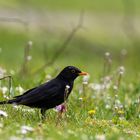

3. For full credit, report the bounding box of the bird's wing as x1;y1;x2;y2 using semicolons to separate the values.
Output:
14;87;37;98
14;80;63;105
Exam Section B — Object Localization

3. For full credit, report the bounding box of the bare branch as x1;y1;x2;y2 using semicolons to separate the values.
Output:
33;11;84;75
0;17;28;26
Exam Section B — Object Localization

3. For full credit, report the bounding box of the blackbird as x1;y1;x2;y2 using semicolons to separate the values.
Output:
0;66;88;118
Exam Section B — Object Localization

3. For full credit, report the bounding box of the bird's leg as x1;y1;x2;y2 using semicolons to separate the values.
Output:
40;108;47;120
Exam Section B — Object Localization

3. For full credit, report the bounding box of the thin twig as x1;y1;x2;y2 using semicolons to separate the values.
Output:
0;75;13;96
20;41;32;75
33;11;84;75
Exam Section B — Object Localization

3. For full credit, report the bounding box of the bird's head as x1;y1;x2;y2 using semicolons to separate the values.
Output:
57;66;88;81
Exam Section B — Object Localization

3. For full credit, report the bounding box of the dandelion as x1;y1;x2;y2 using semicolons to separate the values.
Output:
101;76;112;89
83;75;90;85
21;125;34;134
118;66;125;75
88;109;96;117
103;52;112;75
89;83;103;92
115;66;125;90
0;110;8;117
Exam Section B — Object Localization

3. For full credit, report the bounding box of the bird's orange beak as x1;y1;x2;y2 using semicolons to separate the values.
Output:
79;71;88;76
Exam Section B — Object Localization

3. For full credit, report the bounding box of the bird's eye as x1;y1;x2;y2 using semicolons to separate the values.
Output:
71;69;75;73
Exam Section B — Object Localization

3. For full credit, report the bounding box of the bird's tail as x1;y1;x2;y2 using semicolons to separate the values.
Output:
0;99;17;105
0;101;9;104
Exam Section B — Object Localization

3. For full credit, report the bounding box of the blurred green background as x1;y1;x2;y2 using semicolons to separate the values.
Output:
0;1;140;140
0;0;140;80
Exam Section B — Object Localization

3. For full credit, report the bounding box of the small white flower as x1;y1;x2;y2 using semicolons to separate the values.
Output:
83;81;88;85
27;55;32;61
28;41;33;47
115;99;121;105
95;134;106;140
21;108;35;113
118;66;125;75
1;86;8;94
45;74;52;80
21;125;34;134
0;123;3;128
66;85;70;89
83;75;90;83
89;83;103;92
3;95;10;99
67;129;77;136
113;85;118;91
65;85;70;94
119;104;123;109
15;86;24;94
114;106;118;110
78;97;83;101
135;98;140;104
0;110;8;117
0;67;6;78
10;70;15;75
115;94;118;98
105;104;111;109
13;105;18;109
105;52;110;57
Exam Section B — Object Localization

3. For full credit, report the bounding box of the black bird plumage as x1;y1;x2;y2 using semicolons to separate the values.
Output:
0;66;88;118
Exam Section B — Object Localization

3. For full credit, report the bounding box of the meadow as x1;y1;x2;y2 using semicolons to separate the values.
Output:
0;1;140;140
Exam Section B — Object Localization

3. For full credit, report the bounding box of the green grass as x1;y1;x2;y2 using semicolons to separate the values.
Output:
0;1;140;139
0;0;140;14
0;23;140;140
